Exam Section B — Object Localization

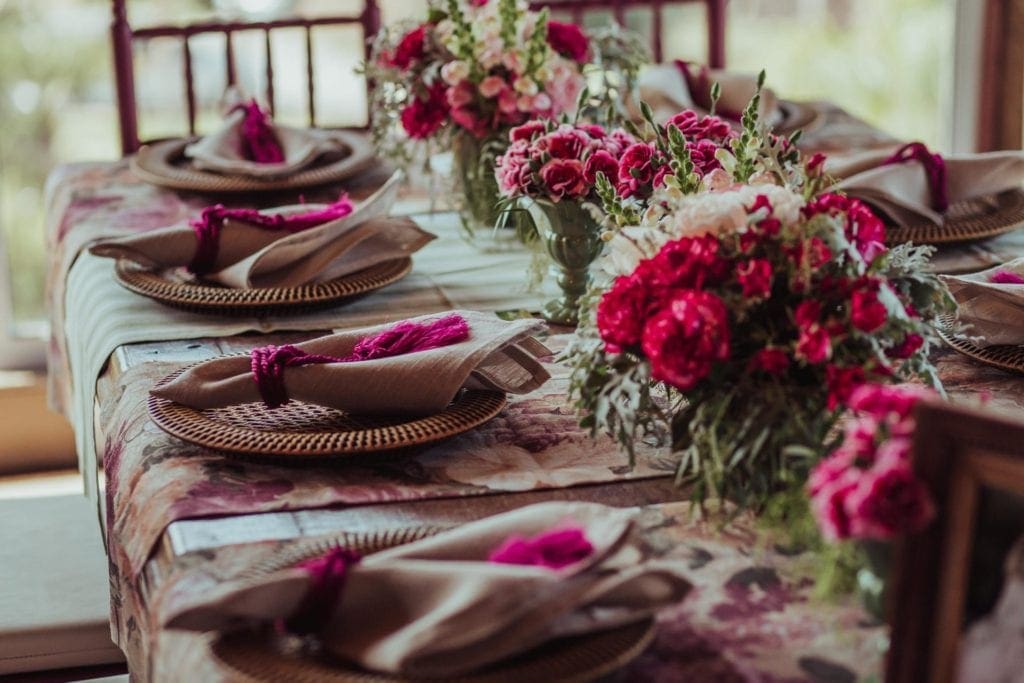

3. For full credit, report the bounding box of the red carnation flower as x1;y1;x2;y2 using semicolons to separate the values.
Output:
736;258;772;298
686;139;723;176
509;121;545;142
826;364;865;410
400;83;449;139
583;150;618;185
648;235;729;290
616;142;656;197
546;21;590;62
847;458;935;539
539;158;586;200
850;283;888;333
545;129;587;159
887;333;924;359
642;290;731;392
751;348;790;375
596;272;656;351
387;25;427;70
666;109;734;143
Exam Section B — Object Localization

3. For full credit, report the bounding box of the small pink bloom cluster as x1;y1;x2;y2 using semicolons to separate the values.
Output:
376;6;590;142
809;383;936;541
616;110;737;199
495;121;637;203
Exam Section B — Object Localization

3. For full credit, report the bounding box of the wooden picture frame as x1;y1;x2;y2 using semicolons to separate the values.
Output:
888;401;1024;682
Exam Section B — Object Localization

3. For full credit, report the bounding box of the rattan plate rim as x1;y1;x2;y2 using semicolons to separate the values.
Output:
773;99;821;134
148;364;508;460
114;257;412;315
885;188;1024;245
130;130;376;192
937;314;1024;375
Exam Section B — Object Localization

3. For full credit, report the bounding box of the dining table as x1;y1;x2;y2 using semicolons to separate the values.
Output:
44;100;1024;681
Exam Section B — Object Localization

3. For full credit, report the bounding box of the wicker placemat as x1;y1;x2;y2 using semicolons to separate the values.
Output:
148;364;508;460
937;315;1024;375
130;131;376;192
212;621;654;683
886;188;1024;245
115;257;412;315
211;528;655;682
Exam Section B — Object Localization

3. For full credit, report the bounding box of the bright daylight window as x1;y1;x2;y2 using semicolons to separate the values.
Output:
0;0;953;341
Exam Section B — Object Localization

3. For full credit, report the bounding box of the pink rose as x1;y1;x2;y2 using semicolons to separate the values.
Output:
539;158;586;200
736;258;772;298
446;80;475;109
583;150;618;185
546;21;590;62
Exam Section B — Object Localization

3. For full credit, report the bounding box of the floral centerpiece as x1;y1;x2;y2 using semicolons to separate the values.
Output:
567;86;956;509
493;119;637;324
364;0;646;237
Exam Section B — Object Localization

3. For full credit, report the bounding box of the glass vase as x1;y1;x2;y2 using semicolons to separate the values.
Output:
451;132;519;252
857;539;891;622
520;199;604;326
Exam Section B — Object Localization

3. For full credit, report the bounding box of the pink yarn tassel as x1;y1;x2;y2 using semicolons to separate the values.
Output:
488;526;594;570
991;270;1024;285
280;547;361;635
187;196;352;275
237;99;284;163
250;314;471;408
882;142;949;212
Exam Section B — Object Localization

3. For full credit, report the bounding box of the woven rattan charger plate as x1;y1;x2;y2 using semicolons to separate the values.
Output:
148;364;508;461
115;257;411;315
130;130;376;192
885;188;1024;245
937;314;1024;375
210;531;655;683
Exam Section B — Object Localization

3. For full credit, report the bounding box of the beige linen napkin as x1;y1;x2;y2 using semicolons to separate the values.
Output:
164;502;691;677
941;259;1024;347
184;92;339;177
636;61;780;127
89;172;434;288
150;310;551;414
831;146;1024;227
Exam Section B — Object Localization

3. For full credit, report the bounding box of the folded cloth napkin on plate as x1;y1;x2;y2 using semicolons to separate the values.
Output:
150;310;551;414
184;92;339;177
164;501;691;677
89;171;434;288
830;143;1024;227
941;259;1024;347
636;61;780;127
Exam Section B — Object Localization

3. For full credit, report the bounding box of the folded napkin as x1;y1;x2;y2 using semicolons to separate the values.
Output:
184;92;339;177
941;259;1024;347
150;311;551;415
89;172;434;288
636;61;780;127
165;502;691;677
831;143;1024;227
